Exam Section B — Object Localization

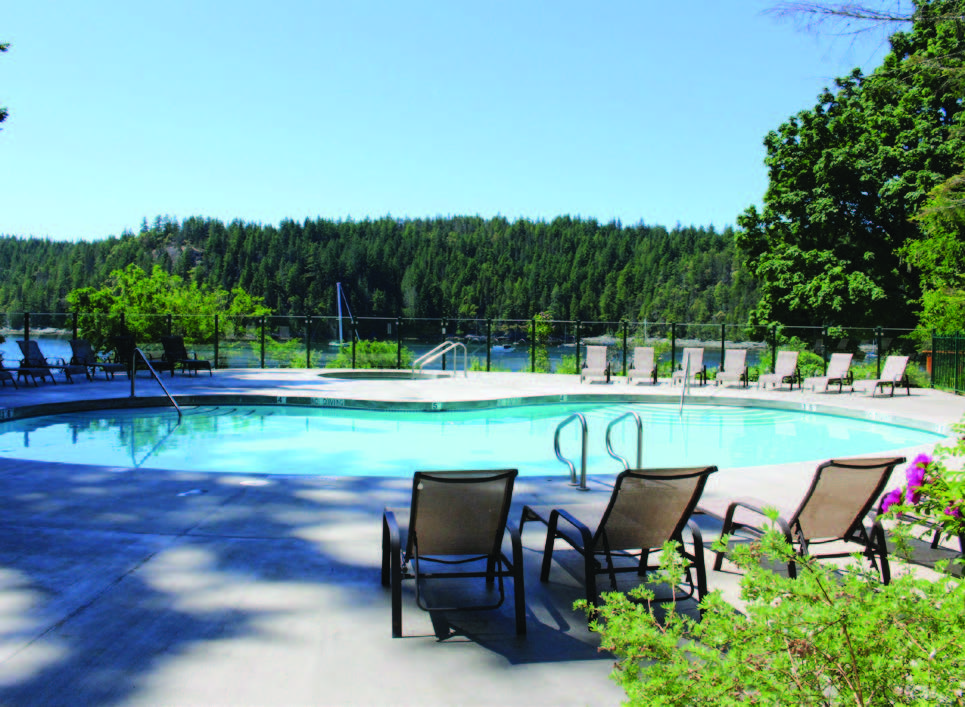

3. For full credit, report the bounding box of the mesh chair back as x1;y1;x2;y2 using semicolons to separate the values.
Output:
18;340;46;367
632;347;654;372
593;467;716;551
879;356;909;382
585;346;608;369
774;350;799;376
681;348;703;371
161;336;189;360
793;457;904;540
113;335;136;365
825;352;853;378
70;339;95;365
722;349;746;371
407;469;517;557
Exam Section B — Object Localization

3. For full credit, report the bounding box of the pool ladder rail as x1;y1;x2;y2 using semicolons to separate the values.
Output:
129;347;183;422
411;341;468;378
555;412;643;491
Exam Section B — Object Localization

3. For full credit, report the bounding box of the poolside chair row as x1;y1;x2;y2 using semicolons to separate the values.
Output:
585;345;912;397
2;337;214;387
381;456;906;637
763;351;911;397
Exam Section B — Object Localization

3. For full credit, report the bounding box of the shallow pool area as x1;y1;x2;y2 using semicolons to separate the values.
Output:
0;401;945;477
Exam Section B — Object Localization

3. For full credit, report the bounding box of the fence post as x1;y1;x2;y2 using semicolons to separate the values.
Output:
24;311;30;344
260;316;266;369
167;314;173;336
396;317;402;369
875;326;883;379
622;320;629;377
306;316;312;369
821;325;829;373
720;323;725;373
486;319;492;372
441;318;447;371
770;325;777;373
213;314;219;369
576;321;582;371
351;316;357;369
72;312;78;341
531;317;536;373
671;322;677;374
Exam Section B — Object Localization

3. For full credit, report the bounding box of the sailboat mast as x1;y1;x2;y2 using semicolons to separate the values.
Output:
336;282;343;345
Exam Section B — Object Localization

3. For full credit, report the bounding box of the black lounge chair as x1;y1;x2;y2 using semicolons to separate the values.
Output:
70;338;127;380
17;339;87;385
381;469;525;638
710;456;906;583
0;354;17;389
520;466;717;607
161;336;213;376
112;335;173;377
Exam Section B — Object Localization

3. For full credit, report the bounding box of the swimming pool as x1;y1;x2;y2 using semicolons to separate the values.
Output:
0;402;943;477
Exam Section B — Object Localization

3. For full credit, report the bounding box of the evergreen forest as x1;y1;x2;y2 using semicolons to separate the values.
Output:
0;215;757;324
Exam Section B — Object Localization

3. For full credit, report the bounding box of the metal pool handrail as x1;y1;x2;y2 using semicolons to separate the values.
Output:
605;411;643;469
679;354;691;415
412;341;468;377
554;412;588;490
130;347;182;421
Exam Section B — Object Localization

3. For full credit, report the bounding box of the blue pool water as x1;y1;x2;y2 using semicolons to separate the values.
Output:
0;403;942;477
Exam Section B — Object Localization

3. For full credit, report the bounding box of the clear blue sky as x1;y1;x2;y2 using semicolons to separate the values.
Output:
0;1;901;241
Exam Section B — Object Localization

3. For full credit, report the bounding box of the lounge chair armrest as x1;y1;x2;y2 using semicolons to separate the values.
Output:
685;517;705;551
504;520;524;565
548;507;595;550
719;497;790;537
381;508;402;588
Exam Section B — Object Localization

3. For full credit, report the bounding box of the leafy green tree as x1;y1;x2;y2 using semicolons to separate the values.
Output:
66;264;271;349
900;173;965;342
739;0;965;328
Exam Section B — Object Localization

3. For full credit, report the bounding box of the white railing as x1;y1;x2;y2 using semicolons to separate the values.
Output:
411;341;468;377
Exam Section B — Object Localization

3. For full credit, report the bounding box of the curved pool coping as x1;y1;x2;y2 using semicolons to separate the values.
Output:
0;389;952;437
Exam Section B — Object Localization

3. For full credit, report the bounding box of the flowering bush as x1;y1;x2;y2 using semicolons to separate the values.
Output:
580;530;965;706
878;425;965;548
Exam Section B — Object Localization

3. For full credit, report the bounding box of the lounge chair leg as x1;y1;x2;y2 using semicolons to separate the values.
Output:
872;521;890;585
539;517;558;583
508;523;526;636
585;552;598;605
382;511;404;637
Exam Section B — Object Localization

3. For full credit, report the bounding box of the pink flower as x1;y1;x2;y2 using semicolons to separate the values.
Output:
905;460;928;504
880;487;903;514
944;504;962;519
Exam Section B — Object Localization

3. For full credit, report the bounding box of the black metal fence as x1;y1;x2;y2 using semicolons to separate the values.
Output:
932;334;965;394
0;311;939;387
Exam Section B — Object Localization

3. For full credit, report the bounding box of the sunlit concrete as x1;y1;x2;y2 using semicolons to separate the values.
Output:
0;369;961;706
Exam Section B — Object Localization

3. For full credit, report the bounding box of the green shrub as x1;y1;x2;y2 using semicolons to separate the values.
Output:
324;340;413;369
581;528;965;706
555;353;579;375
582;418;965;705
468;357;512;372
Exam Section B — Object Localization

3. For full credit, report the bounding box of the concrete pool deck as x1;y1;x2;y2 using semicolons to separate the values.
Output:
0;369;962;706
